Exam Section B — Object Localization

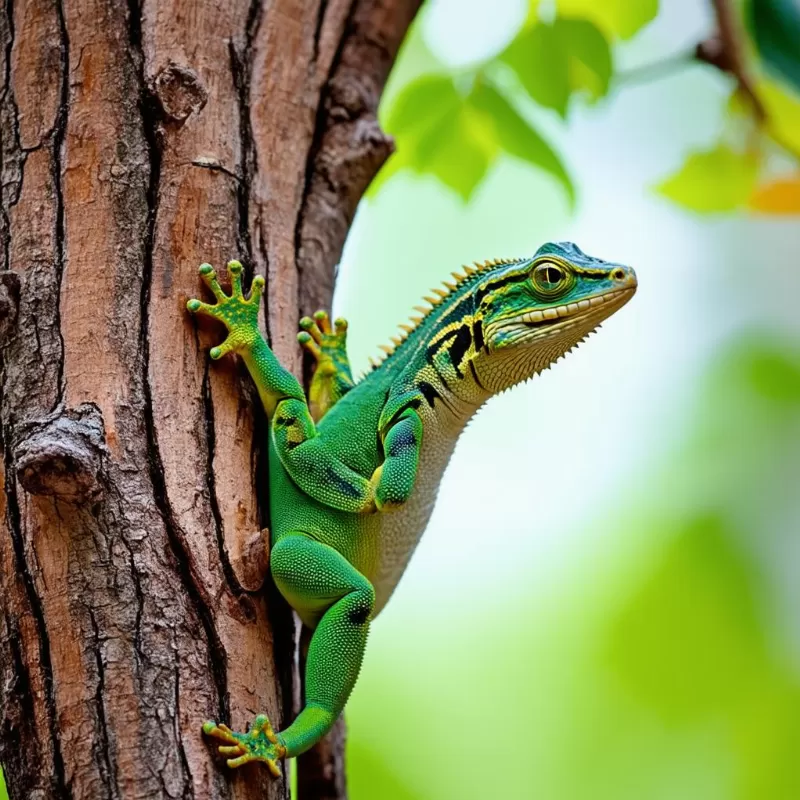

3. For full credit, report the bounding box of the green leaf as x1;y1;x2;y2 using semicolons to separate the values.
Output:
656;144;760;213
503;23;571;117
371;60;577;202
559;19;613;102
413;105;497;201
555;0;658;40
501;19;612;118
748;0;800;94
382;74;461;138
372;74;497;201
757;79;800;153
370;74;476;199
469;82;575;205
727;78;800;156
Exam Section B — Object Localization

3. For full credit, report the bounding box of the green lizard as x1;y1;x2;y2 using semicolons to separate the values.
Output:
188;242;637;775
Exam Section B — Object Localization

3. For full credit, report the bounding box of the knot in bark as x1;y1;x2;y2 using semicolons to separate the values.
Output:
695;36;734;73
152;62;208;123
320;114;394;193
15;404;108;501
328;74;374;121
0;271;21;343
233;528;271;592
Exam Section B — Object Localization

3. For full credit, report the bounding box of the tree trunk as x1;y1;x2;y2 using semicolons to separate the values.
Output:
0;1;420;798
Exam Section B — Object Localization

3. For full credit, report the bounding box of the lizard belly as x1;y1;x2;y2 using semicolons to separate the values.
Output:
371;424;457;615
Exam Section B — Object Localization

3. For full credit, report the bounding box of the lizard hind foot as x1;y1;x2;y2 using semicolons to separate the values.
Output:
297;308;354;419
297;309;348;364
202;714;286;776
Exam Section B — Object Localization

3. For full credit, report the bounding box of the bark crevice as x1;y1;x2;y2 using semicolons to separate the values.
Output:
293;0;359;302
132;0;232;733
88;607;119;799
201;361;247;600
312;0;331;64
1;435;70;798
172;655;196;799
295;0;421;321
51;0;69;413
1;0;23;275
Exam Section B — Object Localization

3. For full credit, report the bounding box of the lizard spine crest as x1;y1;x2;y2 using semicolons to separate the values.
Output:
370;256;526;369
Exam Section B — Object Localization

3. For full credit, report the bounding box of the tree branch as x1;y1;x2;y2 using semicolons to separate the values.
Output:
617;0;800;162
697;0;765;120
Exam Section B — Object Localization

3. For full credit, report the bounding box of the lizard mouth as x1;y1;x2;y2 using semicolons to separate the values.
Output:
516;288;635;329
485;287;635;351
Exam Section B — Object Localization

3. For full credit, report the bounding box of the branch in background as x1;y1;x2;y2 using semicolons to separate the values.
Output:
698;0;766;120
702;0;800;162
616;49;696;85
619;0;800;162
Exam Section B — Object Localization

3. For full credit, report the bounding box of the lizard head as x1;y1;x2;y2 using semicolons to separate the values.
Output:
472;241;636;393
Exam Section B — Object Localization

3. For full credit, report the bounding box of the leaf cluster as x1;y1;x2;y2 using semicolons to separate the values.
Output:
658;0;800;215
371;1;657;204
372;0;800;216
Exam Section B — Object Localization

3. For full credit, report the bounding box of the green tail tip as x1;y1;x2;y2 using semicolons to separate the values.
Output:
199;263;214;275
187;299;201;312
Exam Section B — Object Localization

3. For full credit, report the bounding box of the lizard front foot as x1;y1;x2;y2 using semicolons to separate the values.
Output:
202;715;287;776
186;260;264;359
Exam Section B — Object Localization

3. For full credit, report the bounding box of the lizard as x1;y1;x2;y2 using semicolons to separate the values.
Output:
187;241;637;776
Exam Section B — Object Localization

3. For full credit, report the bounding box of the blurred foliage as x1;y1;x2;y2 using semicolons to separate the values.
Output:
348;337;800;799
500;18;612;117
657;144;759;212
371;0;637;203
375;74;574;203
348;4;800;794
599;339;800;798
660;72;800;214
555;0;659;40
749;0;800;93
372;0;800;215
749;175;800;212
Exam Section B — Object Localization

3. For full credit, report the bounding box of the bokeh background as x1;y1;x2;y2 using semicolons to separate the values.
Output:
333;1;800;797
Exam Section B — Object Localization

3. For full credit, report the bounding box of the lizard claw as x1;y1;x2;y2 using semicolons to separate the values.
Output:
203;715;286;776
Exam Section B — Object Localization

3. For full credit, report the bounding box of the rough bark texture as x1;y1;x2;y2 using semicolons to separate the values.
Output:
0;1;420;798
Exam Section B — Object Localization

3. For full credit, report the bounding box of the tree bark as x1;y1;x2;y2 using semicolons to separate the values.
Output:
0;1;420;798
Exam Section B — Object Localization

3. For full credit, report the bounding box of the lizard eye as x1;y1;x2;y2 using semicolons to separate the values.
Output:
531;261;571;296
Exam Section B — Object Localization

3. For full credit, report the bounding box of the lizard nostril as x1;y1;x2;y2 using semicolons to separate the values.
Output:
611;268;626;282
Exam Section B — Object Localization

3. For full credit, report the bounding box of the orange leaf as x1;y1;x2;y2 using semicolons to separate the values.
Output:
748;177;800;214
